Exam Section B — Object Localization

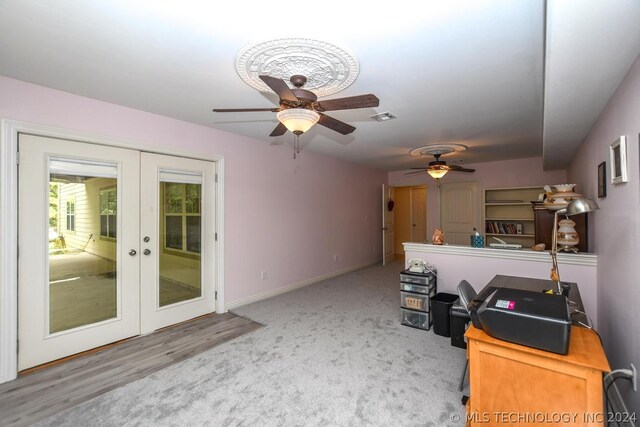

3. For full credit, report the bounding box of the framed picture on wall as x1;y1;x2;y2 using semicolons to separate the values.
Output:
597;161;606;198
609;136;628;184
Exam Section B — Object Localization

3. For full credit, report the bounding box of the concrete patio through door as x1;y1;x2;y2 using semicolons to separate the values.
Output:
49;252;199;333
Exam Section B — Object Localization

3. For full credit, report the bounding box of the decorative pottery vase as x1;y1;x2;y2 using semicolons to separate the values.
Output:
543;184;582;211
432;228;444;245
557;218;579;252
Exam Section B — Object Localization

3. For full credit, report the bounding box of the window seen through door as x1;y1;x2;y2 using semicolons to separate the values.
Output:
162;183;201;254
99;187;117;238
66;198;75;231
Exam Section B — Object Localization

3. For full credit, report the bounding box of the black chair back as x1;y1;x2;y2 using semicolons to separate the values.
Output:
457;280;477;313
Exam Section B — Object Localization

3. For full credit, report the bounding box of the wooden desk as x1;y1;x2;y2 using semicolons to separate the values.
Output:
466;325;610;426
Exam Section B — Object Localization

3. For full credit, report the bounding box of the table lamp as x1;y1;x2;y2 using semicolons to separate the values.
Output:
550;197;599;294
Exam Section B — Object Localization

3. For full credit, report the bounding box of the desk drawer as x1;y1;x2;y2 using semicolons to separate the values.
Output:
400;291;430;311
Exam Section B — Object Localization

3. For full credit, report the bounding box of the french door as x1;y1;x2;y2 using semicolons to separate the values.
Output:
140;153;216;333
18;135;216;370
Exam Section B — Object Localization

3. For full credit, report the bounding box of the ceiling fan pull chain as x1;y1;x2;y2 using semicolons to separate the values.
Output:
293;134;297;159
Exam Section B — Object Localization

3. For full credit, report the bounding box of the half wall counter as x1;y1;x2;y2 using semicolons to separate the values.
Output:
403;243;598;327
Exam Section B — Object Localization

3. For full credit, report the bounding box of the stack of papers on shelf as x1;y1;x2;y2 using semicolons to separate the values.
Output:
489;242;522;250
489;237;522;250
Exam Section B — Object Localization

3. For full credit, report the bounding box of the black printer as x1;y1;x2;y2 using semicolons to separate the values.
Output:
468;287;571;355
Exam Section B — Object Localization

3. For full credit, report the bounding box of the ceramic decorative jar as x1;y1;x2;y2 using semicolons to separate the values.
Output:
432;228;444;245
557;218;579;252
543;184;582;211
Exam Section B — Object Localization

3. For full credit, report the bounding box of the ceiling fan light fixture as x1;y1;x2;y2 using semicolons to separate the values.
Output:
276;109;320;134
427;169;448;179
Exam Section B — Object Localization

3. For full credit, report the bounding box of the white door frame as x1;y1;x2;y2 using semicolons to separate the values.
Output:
0;119;226;384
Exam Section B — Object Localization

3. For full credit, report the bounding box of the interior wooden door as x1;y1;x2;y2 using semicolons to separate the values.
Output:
382;184;395;265
410;187;427;243
440;181;480;246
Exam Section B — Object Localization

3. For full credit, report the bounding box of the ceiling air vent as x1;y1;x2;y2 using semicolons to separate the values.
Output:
370;112;396;122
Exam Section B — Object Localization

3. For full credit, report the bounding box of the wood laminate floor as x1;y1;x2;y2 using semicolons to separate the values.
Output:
0;312;262;426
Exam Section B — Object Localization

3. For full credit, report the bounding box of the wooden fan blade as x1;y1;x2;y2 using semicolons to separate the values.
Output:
212;107;280;112
269;122;288;137
447;165;476;173
315;94;379;111
405;170;427;176
317;113;356;135
259;75;299;103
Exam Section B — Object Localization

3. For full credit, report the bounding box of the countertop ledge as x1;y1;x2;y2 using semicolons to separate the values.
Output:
402;243;597;267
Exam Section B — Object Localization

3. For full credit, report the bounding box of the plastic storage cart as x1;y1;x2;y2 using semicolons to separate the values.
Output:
399;269;437;330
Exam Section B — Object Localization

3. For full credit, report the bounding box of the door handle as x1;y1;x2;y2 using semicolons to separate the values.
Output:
128;249;137;256
143;249;151;255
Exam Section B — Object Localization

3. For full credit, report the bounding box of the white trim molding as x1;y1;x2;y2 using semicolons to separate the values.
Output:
226;261;378;311
0;119;226;384
0;120;19;383
214;157;225;314
402;243;597;267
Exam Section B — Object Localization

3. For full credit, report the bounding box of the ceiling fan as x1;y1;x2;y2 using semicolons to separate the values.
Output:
213;75;379;157
406;153;475;181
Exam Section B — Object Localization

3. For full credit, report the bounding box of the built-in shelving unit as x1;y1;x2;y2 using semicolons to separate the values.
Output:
483;186;544;248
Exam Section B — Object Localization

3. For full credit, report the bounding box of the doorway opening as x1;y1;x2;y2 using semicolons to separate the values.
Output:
393;186;428;260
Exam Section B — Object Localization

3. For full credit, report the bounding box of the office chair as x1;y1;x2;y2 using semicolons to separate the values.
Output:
457;279;477;391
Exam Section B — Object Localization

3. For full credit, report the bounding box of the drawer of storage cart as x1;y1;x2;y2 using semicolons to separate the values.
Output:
400;291;431;311
399;273;434;286
400;282;435;295
400;308;431;330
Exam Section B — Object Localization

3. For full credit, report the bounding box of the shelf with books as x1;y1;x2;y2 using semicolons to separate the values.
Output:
485;217;534;221
484;202;532;206
484;186;544;248
484;220;532;236
486;233;535;238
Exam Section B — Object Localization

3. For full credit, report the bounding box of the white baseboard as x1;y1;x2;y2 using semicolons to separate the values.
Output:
225;260;379;311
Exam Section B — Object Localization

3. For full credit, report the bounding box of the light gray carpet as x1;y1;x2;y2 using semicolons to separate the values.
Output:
37;261;467;426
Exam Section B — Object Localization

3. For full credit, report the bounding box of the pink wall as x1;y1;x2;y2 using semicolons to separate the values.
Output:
568;54;640;413
389;157;567;236
0;76;387;305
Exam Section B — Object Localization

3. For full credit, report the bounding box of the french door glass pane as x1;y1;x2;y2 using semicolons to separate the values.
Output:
159;181;202;307
49;173;117;333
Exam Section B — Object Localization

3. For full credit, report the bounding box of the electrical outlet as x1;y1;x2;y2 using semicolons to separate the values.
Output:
333;254;338;262
260;271;267;280
632;363;637;392
365;215;369;221
373;246;376;252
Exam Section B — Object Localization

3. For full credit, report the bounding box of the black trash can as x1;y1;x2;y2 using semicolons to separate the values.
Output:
431;293;459;337
450;304;471;349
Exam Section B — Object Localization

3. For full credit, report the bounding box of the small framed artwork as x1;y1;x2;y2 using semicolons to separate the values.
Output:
597;161;606;198
609;135;628;184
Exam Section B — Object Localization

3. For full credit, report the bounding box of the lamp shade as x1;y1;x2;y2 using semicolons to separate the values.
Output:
427;168;448;179
565;197;599;216
276;109;320;134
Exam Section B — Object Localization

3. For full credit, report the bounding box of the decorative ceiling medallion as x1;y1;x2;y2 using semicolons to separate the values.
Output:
235;38;359;97
409;144;468;157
